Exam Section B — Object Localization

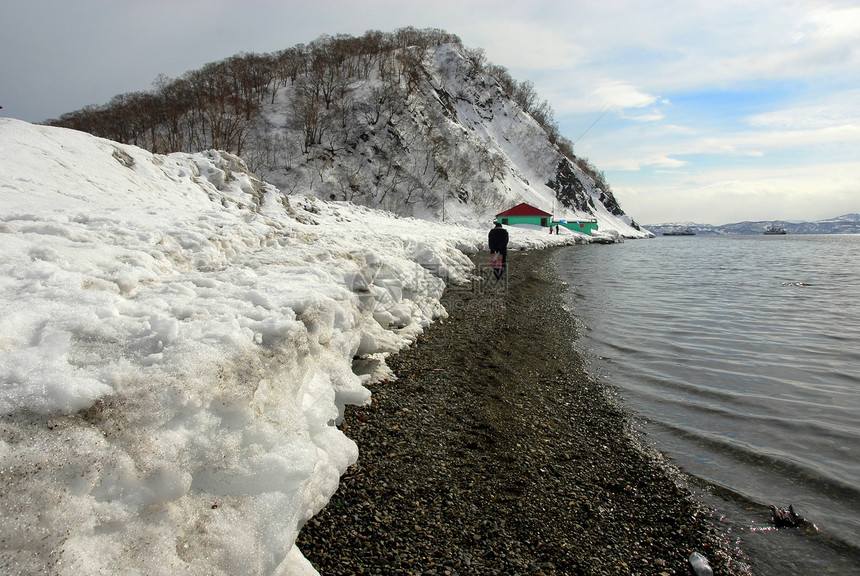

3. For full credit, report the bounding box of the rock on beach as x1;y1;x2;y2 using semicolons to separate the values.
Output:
298;247;748;575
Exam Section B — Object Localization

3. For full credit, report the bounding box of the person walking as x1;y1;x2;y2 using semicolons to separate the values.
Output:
488;221;509;280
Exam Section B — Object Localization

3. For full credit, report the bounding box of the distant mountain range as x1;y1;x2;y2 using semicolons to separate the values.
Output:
644;213;860;236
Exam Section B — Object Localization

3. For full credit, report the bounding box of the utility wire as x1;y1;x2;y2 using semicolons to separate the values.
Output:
573;107;609;145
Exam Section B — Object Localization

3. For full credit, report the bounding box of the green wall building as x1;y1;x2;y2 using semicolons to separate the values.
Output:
495;202;598;235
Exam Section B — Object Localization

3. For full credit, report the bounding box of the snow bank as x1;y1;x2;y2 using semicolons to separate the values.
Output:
0;119;586;574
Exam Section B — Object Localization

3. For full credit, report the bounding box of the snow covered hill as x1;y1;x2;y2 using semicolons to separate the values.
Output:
0;118;590;575
48;30;650;239
255;43;646;237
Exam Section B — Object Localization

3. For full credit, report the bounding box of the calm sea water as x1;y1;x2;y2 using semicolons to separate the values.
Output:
554;235;860;575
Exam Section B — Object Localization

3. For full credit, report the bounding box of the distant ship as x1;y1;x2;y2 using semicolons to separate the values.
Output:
764;225;787;235
662;226;695;236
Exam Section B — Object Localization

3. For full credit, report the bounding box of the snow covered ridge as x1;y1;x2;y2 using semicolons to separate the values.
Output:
0;119;585;574
48;34;651;239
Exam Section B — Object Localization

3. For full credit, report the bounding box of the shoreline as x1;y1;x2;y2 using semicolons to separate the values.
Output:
298;247;748;575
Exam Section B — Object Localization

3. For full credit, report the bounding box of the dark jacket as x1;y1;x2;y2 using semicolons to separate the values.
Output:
488;226;509;254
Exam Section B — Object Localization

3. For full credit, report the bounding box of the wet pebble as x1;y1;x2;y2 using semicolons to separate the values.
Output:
298;248;748;575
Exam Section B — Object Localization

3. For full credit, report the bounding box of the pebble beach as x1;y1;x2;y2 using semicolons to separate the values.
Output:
297;247;750;576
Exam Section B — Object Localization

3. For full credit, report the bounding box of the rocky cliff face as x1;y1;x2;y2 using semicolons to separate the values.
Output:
257;41;643;235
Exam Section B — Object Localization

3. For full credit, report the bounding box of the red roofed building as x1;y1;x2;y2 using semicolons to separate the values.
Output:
495;203;552;227
495;202;598;235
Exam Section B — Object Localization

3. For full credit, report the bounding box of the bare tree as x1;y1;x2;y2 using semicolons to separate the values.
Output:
463;47;487;75
512;80;538;113
396;47;424;96
290;76;329;154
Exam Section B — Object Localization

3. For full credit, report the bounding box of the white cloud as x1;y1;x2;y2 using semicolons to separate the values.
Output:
692;123;860;159
595;149;689;172
471;20;587;70
623;110;665;122
539;1;860;92
748;89;860;130
591;81;659;110
548;79;661;118
789;5;860;69
617;160;860;224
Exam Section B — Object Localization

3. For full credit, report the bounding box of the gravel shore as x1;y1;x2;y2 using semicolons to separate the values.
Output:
298;247;749;576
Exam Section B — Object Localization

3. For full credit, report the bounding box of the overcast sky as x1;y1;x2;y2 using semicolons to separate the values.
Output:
2;0;858;224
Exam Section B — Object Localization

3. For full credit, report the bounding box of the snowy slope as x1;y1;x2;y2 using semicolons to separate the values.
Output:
0;118;584;575
44;33;648;240
427;45;639;234
253;43;650;239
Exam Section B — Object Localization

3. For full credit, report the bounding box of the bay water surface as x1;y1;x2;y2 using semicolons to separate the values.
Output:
555;234;860;575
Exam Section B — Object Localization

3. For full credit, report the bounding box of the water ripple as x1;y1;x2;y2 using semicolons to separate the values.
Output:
555;235;860;568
